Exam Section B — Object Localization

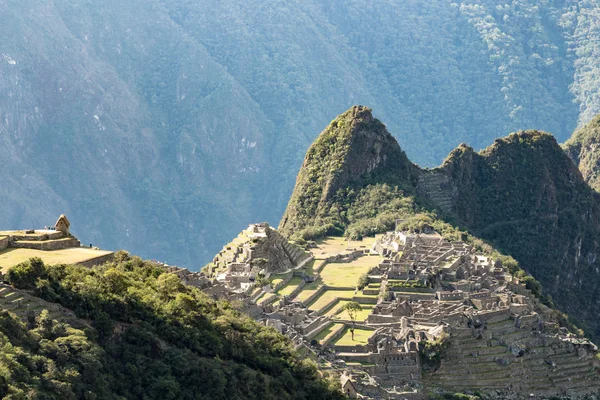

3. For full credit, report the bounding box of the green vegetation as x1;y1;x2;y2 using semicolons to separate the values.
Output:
279;106;418;241
1;255;343;399
440;131;600;340
324;300;351;317
333;328;372;346
312;323;344;346
388;280;429;290
294;282;323;303
319;258;381;288
336;305;373;323
0;309;105;399
276;276;304;297
4;0;600;273
356;273;369;290
340;302;362;341
420;333;449;372
308;290;357;312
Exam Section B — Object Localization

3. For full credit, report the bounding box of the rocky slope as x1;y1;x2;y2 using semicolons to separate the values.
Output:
3;0;600;268
280;106;600;342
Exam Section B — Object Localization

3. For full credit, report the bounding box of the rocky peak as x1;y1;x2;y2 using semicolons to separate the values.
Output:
278;106;417;237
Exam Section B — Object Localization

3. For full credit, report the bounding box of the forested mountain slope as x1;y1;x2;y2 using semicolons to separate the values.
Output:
0;254;342;399
281;106;600;342
2;0;600;268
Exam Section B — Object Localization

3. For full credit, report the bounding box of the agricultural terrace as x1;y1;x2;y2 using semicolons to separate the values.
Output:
0;248;113;274
270;272;291;287
335;304;374;322
324;300;351;317
319;255;382;287
256;292;277;306
276;276;304;297
308;289;357;312
313;323;345;346
333;327;374;346
294;281;322;303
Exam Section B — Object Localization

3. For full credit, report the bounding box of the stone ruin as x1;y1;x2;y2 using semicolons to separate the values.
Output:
215;228;600;399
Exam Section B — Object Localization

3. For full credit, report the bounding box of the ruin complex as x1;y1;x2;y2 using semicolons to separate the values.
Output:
194;227;600;399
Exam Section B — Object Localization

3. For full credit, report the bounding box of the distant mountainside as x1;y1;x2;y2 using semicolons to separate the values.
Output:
2;0;600;268
280;106;600;342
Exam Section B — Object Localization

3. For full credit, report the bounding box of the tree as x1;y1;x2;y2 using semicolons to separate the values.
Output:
6;257;46;289
356;273;369;290
341;302;362;341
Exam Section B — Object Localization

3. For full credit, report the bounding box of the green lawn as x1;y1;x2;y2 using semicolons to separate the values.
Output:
304;259;316;275
270;271;292;287
294;281;323;302
335;305;374;322
324;300;350;317
310;237;349;259
319;256;382;287
0;248;113;273
313;323;344;345
333;327;373;346
276;276;304;296
307;289;357;312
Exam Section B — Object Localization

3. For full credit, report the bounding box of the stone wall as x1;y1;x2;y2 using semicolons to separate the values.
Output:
78;253;114;268
0;236;8;251
273;273;294;292
301;285;326;306
11;238;81;250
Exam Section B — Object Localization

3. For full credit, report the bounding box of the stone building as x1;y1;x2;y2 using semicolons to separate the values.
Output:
55;214;71;235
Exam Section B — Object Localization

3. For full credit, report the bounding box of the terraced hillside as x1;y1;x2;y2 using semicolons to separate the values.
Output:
426;322;599;397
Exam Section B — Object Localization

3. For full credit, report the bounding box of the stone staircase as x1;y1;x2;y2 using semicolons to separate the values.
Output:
416;171;454;213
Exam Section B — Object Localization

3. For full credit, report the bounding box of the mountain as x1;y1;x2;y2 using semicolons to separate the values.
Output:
564;115;600;191
279;106;418;240
3;0;600;268
280;106;600;341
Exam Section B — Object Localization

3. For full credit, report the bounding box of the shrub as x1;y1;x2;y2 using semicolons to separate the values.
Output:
5;257;47;289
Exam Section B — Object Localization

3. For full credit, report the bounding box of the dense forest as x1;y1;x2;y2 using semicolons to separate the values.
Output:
1;0;600;268
0;255;342;399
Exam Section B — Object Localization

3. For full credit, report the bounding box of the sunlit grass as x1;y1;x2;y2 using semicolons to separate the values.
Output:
333;327;373;346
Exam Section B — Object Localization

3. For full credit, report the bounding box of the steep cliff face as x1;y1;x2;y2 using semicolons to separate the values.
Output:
564;115;600;191
280;109;600;340
279;106;418;239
